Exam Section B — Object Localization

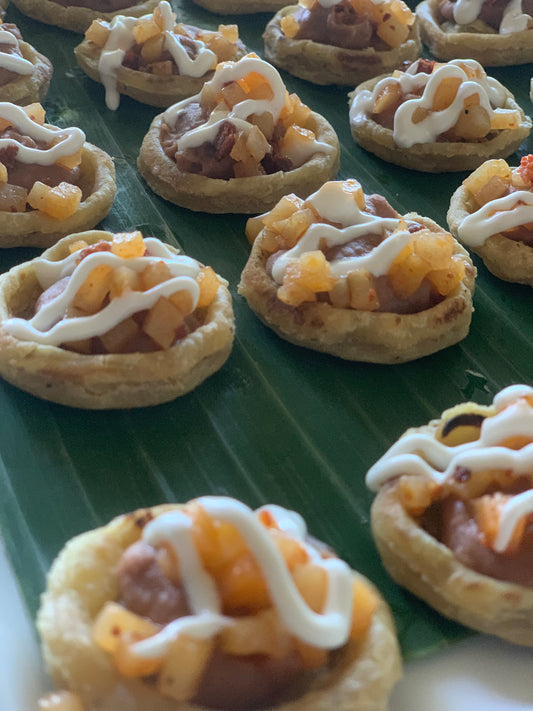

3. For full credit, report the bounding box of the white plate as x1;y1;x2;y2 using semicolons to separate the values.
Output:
2;542;532;711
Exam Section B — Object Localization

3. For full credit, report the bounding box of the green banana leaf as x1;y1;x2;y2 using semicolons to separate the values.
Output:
0;0;532;665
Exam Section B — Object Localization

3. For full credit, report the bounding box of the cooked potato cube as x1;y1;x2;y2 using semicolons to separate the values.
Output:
111;231;145;259
72;264;113;314
219;608;292;658
142;296;184;349
196;266;219;308
139;260;172;290
100;317;140;353
27;181;82;220
157;636;213;702
92;601;160;654
85;19;111;47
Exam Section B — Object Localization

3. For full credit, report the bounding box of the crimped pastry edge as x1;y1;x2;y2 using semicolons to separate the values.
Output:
238;213;476;364
0;231;235;409
263;5;422;87
416;0;533;67
37;503;402;711
0;142;116;248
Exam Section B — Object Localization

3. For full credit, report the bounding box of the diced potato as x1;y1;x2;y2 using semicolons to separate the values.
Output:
278;251;336;307
329;276;350;308
141;34;165;63
452;98;490;141
350;577;379;641
142;296;184;349
218;23;239;43
196;266;219;308
218;551;271;613
157;636;213;702
133;18;161;45
347;269;380;311
153;1;176;29
237;71;273;101
471;174;509;208
151;60;174;75
490;109;521;131
282;93;311;128
22;102;46;125
219;608;292;658
426;259;465;295
69;239;89;254
245;213;266;244
262;194;304;228
270;529;308;570
109;266;139;298
389;0;415;25
248;110;275;141
0;162;7;183
411;231;453;270
38;691;85;711
111;230;145;259
246;125;270;162
411;106;430;124
387;244;427;298
372;82;402;115
220;81;248;109
92;601;160;654
72;264;113;314
169;288;195;314
27;181;82;219
376;15;410;49
431;76;461;111
280;14;300;38
397;474;439;516
0;115;11;132
55;148;83;171
473;493;526;553
351;0;382;22
139;260;172;290
463;158;511;197
292;562;327;613
233;154;264;178
272;207;316;249
85;18;111;47
99;317;140;353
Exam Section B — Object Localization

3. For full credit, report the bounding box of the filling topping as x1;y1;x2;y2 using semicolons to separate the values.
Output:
3;231;221;354
247;180;467;313
92;497;378;709
350;58;522;148
0;24;34;86
0;102;85;219
84;1;243;110
281;0;416;51
366;384;533;586
160;53;335;180
457;155;533;247
438;0;533;35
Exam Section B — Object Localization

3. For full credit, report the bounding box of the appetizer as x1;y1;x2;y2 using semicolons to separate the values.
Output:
238;180;475;363
416;0;533;66
37;496;402;710
349;58;531;172
448;155;533;285
138;53;340;214
191;0;288;15
0;230;234;408
0;22;52;105
10;0;160;34
264;0;422;86
0;102;115;248
367;384;533;645
75;1;246;110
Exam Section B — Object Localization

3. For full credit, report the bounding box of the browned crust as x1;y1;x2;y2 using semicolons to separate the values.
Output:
416;0;533;66
10;0;159;33
349;74;532;173
74;37;247;109
263;6;422;87
37;503;402;711
191;0;287;14
447;182;533;286
0;40;53;105
137;111;340;214
0;231;235;409
238;213;476;363
371;469;533;646
0;142;116;249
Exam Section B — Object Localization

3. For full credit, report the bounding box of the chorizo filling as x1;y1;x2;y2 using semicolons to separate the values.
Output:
437;0;533;34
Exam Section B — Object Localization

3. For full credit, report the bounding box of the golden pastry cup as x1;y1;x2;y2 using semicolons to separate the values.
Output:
239;214;476;363
0;142;116;249
10;0;159;33
0;231;235;409
416;0;533;66
37;503;402;711
191;0;287;14
349;74;532;173
370;418;533;646
137;110;340;214
0;40;53;105
263;5;422;87
74;37;247;109
448;180;533;286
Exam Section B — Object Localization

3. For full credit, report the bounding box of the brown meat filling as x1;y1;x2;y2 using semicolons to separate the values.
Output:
116;541;306;710
122;34;198;75
292;0;380;50
438;0;533;30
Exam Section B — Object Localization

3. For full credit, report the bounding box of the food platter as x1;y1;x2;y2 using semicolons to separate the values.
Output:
0;0;532;699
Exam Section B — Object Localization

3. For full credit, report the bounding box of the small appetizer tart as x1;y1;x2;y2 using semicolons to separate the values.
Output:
37;496;402;711
10;0;159;34
238;180;475;363
0;22;53;105
367;384;533;646
349;57;531;173
0;230;235;408
75;1;246;110
448;155;533;286
138;54;340;214
0;102;116;249
191;0;287;15
416;0;533;66
263;0;421;87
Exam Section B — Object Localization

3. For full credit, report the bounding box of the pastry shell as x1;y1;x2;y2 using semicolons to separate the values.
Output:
10;0;159;34
448;183;533;286
238;214;476;364
349;75;532;173
0;231;235;409
191;0;287;14
0;142;116;249
37;503;402;711
370;450;533;646
416;0;533;67
137;110;340;214
74;36;246;109
263;5;422;86
0;39;53;105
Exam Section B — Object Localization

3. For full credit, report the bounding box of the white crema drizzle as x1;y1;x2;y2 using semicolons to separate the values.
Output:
3;237;201;346
0;29;34;75
163;55;333;166
96;1;217;111
350;59;508;149
0;102;85;165
366;384;533;552
131;497;355;659
271;181;415;284
453;0;531;33
458;189;533;247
